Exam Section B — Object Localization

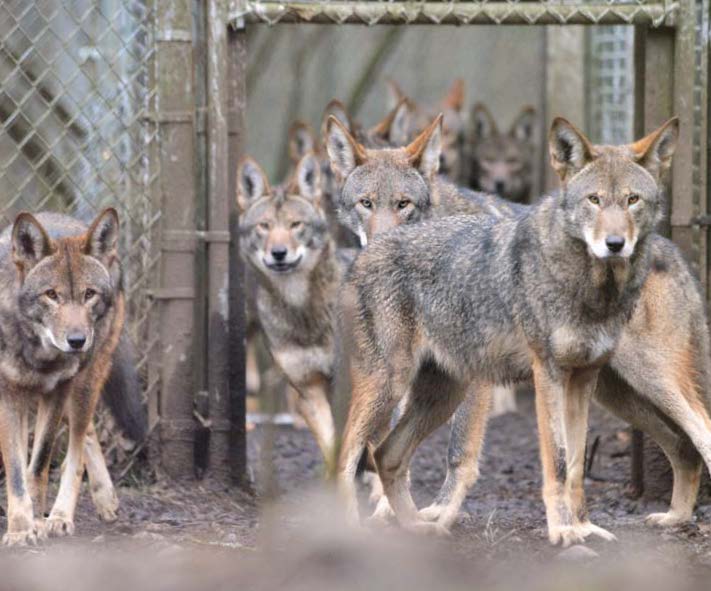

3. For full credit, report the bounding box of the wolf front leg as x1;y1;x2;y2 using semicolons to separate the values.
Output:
27;387;72;519
83;421;119;522
419;380;493;528
291;374;337;478
533;358;615;547
0;393;40;546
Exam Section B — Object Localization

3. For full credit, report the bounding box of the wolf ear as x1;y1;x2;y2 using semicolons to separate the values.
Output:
237;157;271;212
470;103;498;140
12;212;54;272
386;79;408;111
84;208;119;264
406;114;443;179
631;117;679;180
293;152;322;204
325;115;367;182
321;99;353;139
442;79;465;113
288;121;317;165
369;99;412;146
548;117;596;181
510;106;536;143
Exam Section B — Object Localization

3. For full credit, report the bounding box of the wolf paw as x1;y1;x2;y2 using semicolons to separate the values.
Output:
418;504;445;522
3;526;40;547
92;486;119;523
405;521;451;538
365;497;396;527
549;522;616;547
645;511;690;528
46;515;75;537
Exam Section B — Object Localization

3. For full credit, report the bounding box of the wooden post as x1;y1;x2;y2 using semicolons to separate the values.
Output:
227;16;249;487
154;0;198;479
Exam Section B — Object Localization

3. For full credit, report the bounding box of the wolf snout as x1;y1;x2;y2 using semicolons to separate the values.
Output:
605;235;625;254
271;246;288;262
66;333;87;351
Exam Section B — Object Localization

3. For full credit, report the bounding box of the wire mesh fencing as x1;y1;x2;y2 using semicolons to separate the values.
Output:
0;0;160;480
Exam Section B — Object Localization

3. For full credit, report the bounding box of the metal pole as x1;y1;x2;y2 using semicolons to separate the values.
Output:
227;20;249;488
154;0;198;479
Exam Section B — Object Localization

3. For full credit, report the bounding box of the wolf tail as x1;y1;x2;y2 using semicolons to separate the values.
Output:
102;328;148;442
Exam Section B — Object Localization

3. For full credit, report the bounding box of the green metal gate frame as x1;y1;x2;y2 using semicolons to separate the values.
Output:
152;0;708;487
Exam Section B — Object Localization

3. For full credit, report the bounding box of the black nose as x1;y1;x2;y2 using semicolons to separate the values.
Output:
271;246;288;262
67;334;86;350
494;180;506;195
605;235;626;253
439;154;447;170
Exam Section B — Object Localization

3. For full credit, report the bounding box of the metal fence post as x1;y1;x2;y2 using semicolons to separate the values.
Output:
154;0;198;479
227;14;249;487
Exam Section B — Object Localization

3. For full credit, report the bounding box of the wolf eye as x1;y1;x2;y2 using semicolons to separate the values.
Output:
258;222;270;231
84;288;96;301
397;200;411;210
45;289;58;301
628;194;640;206
290;221;303;230
588;194;601;206
360;198;372;209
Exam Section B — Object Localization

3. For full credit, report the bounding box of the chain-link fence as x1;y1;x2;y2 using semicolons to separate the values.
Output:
0;0;159;478
587;26;635;145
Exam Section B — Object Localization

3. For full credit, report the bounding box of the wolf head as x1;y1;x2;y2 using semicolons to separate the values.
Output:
238;153;328;276
386;79;466;181
468;104;536;203
12;208;119;354
549;117;678;260
325;113;443;246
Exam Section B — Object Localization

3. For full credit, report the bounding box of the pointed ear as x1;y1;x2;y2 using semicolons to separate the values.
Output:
325;115;367;182
442;79;465;112
293;152;322;203
470;103;498;140
548;117;596;181
237;157;271;212
321;99;353;140
405;114;443;179
288;121;317;165
386;79;407;111
12;212;54;272
631;117;679;180
84;208;119;265
510;106;536;143
368;99;412;146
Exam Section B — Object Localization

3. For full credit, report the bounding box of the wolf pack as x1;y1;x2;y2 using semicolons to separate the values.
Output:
1;78;710;551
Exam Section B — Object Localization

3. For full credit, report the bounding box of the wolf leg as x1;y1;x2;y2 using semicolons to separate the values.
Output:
338;365;396;526
533;358;614;547
595;367;701;526
27;390;71;521
0;394;39;546
83;421;119;522
491;384;517;417
374;365;468;535
419;381;493;527
292;375;337;478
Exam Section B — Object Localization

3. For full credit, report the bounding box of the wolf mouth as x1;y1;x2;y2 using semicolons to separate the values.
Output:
264;255;302;273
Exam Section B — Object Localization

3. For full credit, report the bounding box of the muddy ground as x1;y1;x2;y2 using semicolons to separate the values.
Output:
2;393;711;589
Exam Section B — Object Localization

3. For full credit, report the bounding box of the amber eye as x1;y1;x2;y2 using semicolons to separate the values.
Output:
45;289;58;301
397;200;411;210
258;222;270;231
360;198;372;209
84;288;96;302
628;194;640;206
588;194;601;206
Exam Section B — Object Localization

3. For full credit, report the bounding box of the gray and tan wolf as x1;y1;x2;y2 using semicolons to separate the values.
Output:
238;152;355;475
467;103;536;203
0;209;137;545
337;117;698;546
324;113;518;247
